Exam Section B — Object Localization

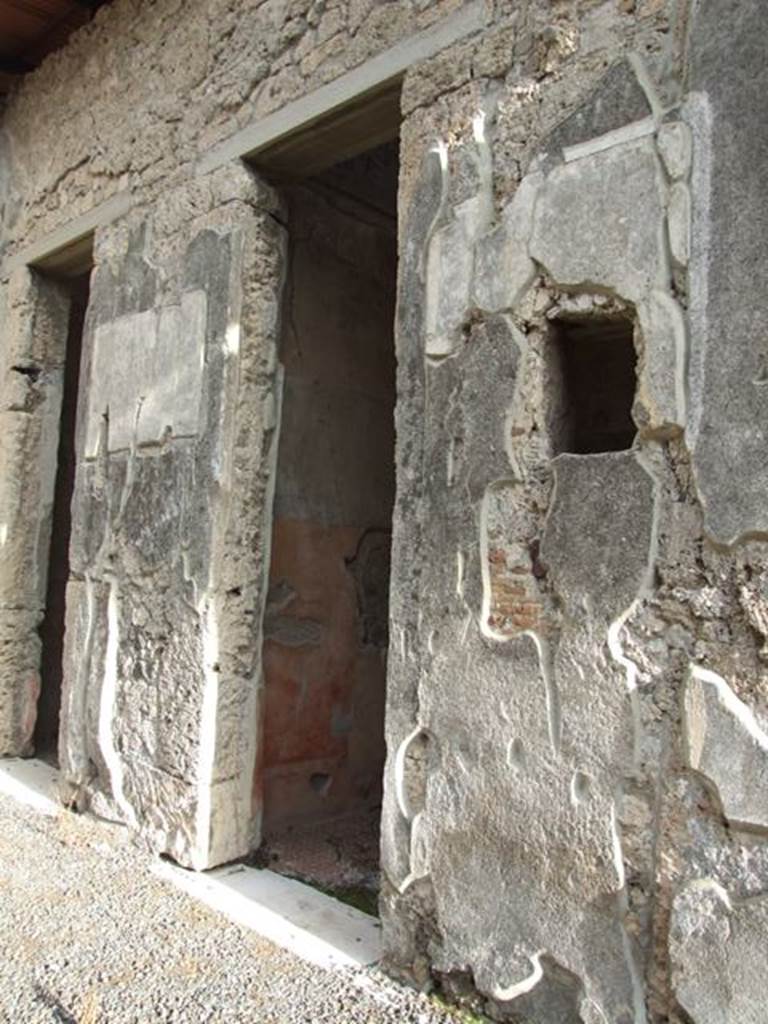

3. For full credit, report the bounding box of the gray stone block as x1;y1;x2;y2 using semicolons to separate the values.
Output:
670;880;768;1024
687;0;768;543
541;452;656;623
683;664;768;831
473;172;541;314
84;290;207;457
530;137;667;304
542;60;653;168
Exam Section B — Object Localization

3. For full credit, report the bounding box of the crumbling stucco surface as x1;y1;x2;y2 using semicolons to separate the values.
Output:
381;1;768;1022
57;162;287;869
2;0;768;1021
0;270;70;754
0;0;467;265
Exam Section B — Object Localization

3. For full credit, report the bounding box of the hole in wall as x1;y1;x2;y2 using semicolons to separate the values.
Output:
549;314;637;455
507;737;525;770
570;770;592;806
309;772;333;796
401;728;431;819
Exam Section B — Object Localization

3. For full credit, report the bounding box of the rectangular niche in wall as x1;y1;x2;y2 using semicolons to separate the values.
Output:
550;314;637;454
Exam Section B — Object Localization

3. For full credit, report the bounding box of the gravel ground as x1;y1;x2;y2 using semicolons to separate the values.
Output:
0;793;465;1024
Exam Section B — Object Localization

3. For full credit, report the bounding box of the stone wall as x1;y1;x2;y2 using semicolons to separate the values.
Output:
0;0;476;868
0;0;464;264
0;269;70;755
381;1;768;1022
57;164;286;869
1;0;768;1021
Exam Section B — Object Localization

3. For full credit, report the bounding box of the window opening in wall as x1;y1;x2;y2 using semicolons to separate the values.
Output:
550;315;637;455
256;140;398;906
35;268;91;760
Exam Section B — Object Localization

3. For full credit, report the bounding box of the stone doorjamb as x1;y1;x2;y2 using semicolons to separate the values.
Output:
0;265;74;755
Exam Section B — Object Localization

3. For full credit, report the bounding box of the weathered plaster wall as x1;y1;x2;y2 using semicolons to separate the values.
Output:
380;1;768;1022
1;0;768;1021
56;163;286;869
0;0;473;867
260;168;396;829
0;269;70;756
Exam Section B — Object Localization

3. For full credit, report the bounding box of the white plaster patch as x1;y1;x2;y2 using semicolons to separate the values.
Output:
224;320;240;356
473;172;541;313
656;122;692;181
155;860;382;969
85;290;207;457
667;181;691;266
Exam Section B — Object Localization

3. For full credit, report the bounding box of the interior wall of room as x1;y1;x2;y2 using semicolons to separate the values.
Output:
259;146;398;831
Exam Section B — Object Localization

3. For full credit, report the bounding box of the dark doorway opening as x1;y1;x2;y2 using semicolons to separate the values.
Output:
257;141;398;904
34;269;90;759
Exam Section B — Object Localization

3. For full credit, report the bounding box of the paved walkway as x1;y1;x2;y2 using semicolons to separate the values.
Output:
0;792;463;1024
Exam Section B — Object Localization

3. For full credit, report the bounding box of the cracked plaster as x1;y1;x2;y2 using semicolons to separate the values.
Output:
1;1;768;1021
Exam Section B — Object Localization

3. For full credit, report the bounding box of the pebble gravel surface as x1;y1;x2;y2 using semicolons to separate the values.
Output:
0;793;466;1024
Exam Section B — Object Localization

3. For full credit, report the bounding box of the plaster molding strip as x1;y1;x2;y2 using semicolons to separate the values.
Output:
196;0;487;176
562;116;656;163
4;190;133;276
155;860;382;970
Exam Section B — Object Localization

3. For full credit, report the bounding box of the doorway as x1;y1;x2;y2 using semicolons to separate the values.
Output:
257;141;399;902
34;268;90;759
